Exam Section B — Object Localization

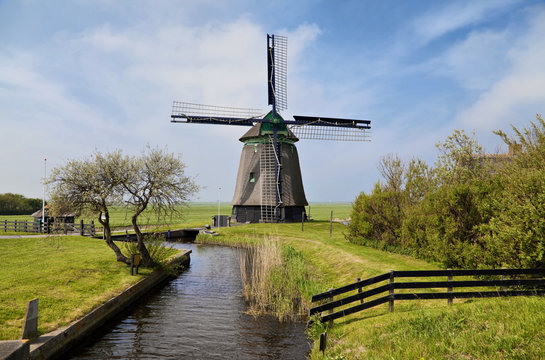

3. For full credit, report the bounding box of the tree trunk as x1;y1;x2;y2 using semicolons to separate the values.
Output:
100;213;129;264
131;215;153;266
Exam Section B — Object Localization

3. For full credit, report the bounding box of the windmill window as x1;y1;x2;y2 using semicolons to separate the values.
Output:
249;172;255;182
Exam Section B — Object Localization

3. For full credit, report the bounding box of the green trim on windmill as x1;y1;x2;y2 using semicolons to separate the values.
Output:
261;110;290;136
264;110;283;124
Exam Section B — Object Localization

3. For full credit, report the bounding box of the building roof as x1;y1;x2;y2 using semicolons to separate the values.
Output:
31;207;76;218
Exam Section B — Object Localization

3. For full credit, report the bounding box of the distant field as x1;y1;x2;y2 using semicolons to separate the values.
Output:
0;202;353;231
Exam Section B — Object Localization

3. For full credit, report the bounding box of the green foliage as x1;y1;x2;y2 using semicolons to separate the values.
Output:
348;117;545;270
0;193;43;215
481;114;545;268
347;185;404;250
121;233;177;269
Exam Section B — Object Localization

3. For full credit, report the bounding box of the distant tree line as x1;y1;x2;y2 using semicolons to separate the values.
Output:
0;193;42;215
347;114;545;269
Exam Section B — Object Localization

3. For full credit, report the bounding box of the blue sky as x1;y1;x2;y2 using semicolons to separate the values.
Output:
1;0;544;203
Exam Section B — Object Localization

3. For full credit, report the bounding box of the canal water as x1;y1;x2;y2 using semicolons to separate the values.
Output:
66;242;311;359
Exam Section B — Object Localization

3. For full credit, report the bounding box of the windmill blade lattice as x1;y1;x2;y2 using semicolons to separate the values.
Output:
288;124;371;141
171;101;264;126
268;35;288;112
288;116;371;141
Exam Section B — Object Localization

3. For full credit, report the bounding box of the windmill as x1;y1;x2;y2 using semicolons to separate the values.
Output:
171;34;371;223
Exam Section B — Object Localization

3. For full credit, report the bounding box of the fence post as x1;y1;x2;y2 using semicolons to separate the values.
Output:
4;219;6;232
389;270;395;313
91;221;95;236
24;221;28;232
329;211;333;238
357;278;363;304
14;219;17;232
447;268;453;306
328;289;334;327
21;299;39;340
501;267;506;291
80;220;84;236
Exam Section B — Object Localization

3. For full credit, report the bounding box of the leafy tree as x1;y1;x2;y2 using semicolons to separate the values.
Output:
48;148;198;266
121;147;199;266
482;114;545;268
435;129;485;185
48;151;129;263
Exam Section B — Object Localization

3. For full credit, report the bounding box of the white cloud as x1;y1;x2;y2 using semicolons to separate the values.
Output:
413;0;519;44
455;7;545;133
425;29;512;91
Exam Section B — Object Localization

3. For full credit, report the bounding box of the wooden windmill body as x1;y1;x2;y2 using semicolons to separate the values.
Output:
231;121;307;223
171;34;371;223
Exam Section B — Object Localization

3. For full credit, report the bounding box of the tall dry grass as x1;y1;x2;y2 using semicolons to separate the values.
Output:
239;236;313;321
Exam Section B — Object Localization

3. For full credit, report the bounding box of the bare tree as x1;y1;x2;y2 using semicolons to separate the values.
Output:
48;148;198;266
121;147;199;266
48;151;130;263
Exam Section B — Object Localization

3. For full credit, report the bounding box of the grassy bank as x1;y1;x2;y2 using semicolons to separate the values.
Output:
198;220;545;359
0;236;155;340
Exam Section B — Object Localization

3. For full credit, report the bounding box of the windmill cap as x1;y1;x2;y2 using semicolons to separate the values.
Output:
239;123;299;143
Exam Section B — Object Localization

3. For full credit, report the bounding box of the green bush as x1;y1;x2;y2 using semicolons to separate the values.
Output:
348;117;545;270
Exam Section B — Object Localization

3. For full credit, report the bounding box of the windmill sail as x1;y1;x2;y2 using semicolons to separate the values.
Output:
288;115;372;141
171;101;264;126
267;35;287;112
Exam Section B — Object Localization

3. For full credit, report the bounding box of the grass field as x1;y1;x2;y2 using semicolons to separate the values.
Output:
4;202;540;358
198;221;545;359
0;236;154;340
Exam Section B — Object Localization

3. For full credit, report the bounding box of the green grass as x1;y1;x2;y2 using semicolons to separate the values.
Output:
0;236;155;340
5;202;540;358
318;296;545;359
0;202;352;232
307;202;352;221
198;220;545;359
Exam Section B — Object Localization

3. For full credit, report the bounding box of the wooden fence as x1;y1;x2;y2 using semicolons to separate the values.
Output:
310;269;545;324
1;219;95;236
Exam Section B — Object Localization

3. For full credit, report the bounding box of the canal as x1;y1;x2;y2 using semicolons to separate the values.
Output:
67;242;311;359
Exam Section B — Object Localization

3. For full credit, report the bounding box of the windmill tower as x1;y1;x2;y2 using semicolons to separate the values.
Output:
171;34;371;223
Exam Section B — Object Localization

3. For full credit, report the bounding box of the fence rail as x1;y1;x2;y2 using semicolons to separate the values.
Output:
1;219;95;236
310;269;545;323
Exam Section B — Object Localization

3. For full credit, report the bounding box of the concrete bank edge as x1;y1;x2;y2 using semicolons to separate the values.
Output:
27;249;191;360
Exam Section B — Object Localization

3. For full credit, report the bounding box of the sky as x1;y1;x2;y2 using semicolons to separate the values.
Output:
1;0;544;204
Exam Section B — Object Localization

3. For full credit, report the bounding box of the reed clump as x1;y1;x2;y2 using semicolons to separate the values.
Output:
240;236;314;321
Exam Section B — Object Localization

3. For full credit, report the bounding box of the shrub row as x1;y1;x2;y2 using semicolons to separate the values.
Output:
348;115;545;269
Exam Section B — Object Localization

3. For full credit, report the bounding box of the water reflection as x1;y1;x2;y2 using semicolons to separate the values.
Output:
67;243;310;359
